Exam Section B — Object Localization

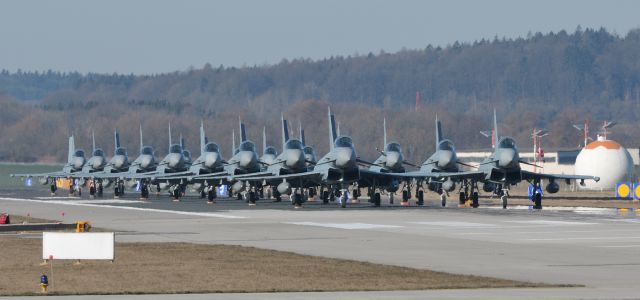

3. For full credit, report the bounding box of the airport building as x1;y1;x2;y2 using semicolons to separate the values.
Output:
456;136;639;190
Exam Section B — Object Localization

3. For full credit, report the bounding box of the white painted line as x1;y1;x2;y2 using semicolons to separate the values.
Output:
36;196;80;200
285;222;403;230
597;245;640;248
504;220;598;226
522;236;640;241
51;199;145;204
410;221;498;228
0;197;246;219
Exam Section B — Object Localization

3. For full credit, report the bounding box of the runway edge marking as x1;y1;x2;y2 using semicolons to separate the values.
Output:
0;197;247;219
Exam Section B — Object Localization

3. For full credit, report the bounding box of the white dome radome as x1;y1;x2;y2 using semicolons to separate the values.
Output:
574;138;633;190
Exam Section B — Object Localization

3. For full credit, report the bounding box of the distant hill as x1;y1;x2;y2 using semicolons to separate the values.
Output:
1;27;639;163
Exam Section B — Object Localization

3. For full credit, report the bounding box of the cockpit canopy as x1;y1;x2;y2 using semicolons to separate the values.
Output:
498;138;517;149
385;142;401;153
437;140;455;151
239;141;255;152
285;139;303;150
204;143;219;153
303;146;315;155
264;146;277;155
93;149;104;157
74;149;85;157
334;136;353;148
141;146;153;155
169;144;182;154
115;148;127;156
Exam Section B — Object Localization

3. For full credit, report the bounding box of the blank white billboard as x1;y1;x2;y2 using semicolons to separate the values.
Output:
42;232;114;260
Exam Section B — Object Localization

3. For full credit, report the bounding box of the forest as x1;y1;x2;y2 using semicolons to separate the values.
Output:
1;27;639;163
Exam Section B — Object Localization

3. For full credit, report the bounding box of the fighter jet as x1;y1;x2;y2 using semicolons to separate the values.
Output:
425;110;599;209
260;126;278;167
81;131;107;173
103;130;129;173
10;136;86;190
298;124;317;169
356;118;413;206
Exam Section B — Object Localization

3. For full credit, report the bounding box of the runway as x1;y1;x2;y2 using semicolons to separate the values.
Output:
2;188;640;299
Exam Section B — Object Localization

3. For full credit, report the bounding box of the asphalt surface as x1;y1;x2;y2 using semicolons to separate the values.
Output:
1;187;640;299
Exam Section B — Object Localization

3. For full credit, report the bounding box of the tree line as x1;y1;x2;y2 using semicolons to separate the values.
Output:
1;27;639;163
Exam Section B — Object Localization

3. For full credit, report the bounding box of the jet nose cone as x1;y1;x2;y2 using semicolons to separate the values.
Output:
239;151;256;169
168;154;182;169
140;155;152;169
285;150;305;169
498;149;518;168
113;156;125;169
335;148;355;168
385;152;401;169
92;157;105;169
438;151;454;169
204;153;220;168
73;157;85;170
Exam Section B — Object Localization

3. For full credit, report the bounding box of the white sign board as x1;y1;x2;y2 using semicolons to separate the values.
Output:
42;232;115;260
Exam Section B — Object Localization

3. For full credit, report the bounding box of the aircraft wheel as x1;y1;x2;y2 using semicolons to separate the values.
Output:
417;190;424;206
441;193;446;207
248;191;256;204
472;192;479;208
459;191;465;205
374;193;381;207
308;187;316;197
534;193;542;209
340;195;347;208
237;193;243;200
402;190;409;201
273;190;281;202
322;190;329;204
200;190;206;199
208;189;215;202
173;188;181;200
501;195;508;209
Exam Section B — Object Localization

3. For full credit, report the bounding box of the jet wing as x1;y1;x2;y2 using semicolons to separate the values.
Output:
385;170;486;181
521;170;600;182
230;170;325;185
10;171;75;179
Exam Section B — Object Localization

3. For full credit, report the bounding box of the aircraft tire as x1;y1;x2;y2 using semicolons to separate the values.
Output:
402;190;409;201
374;193;381;207
417;190;424;206
472;192;479;208
441;193;446;207
534;193;542;209
459;191;465;205
502;195;508;209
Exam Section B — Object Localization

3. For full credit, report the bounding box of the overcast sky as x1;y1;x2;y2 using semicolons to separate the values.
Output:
1;0;638;74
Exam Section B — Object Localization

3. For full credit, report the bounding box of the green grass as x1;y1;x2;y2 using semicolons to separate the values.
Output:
0;163;61;188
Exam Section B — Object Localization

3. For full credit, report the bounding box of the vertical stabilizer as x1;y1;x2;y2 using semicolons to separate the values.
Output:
180;134;185;150
435;114;443;147
238;117;247;142
493;109;499;143
328;107;336;151
68;135;75;163
168;123;173;146
139;124;144;153
281;115;289;149
383;117;388;148
232;129;236;154
92;130;96;152
263;126;267;154
114;130;121;150
299;123;306;146
200;120;206;154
